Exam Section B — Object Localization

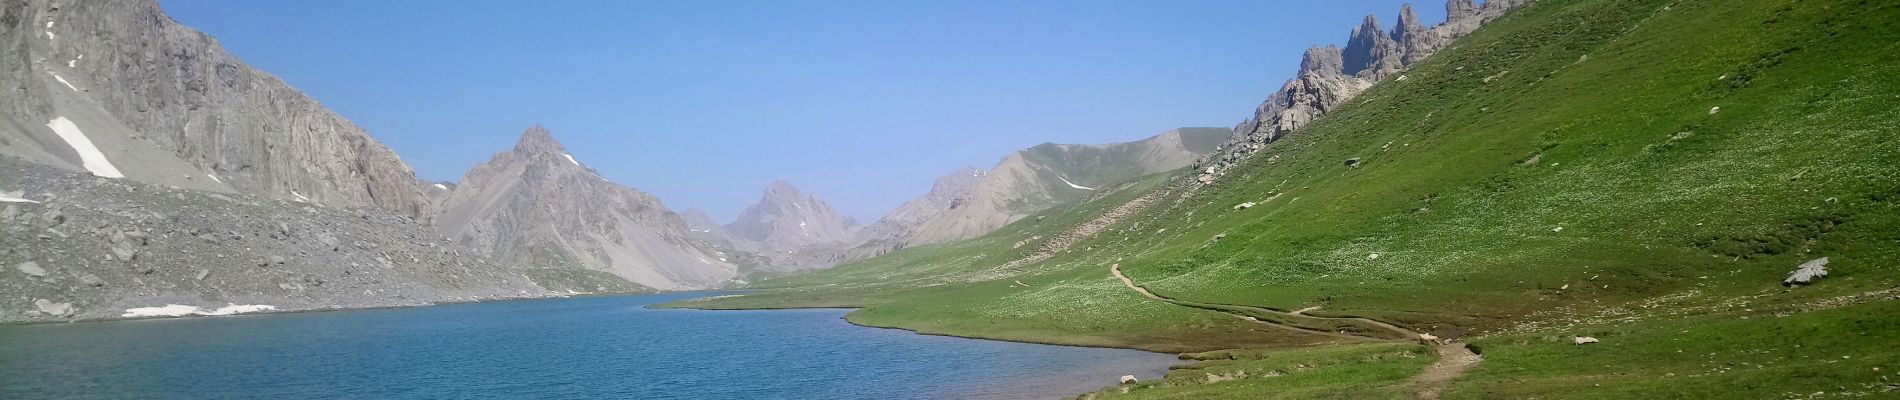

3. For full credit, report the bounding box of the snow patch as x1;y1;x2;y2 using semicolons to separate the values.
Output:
46;117;124;178
433;183;448;190
0;192;39;203
1057;175;1094;190
123;304;277;318
562;153;579;165
291;191;309;202
67;58;76;68
206;174;222;184
49;72;77;91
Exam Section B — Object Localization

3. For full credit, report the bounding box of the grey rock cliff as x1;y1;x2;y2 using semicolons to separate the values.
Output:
0;0;431;219
0;155;589;323
434;126;735;290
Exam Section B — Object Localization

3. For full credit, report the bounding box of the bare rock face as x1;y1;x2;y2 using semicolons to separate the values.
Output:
0;0;430;219
844;167;986;260
1202;0;1532;183
434;126;735;290
0;155;561;323
724;181;856;252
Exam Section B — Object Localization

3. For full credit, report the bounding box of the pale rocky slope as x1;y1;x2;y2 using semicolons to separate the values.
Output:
434;126;736;290
848;127;1228;259
0;156;621;324
0;0;431;218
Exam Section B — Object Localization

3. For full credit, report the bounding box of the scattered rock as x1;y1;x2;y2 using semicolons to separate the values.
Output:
1367;253;1381;261
271;256;287;265
33;299;73;318
195;269;211;280
1574;336;1599;345
111;246;138;261
16;261;46;277
1783;257;1829;286
39;209;66;228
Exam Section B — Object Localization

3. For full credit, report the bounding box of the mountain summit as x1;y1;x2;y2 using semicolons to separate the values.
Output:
434;126;735;290
724;181;857;252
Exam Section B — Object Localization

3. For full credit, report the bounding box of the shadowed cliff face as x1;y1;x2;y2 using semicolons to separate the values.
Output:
435;126;735;291
0;0;431;219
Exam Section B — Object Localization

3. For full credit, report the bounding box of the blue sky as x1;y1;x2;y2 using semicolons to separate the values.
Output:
161;0;1448;222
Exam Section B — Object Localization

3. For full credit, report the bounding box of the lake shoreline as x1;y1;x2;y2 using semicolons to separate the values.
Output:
3;291;1176;400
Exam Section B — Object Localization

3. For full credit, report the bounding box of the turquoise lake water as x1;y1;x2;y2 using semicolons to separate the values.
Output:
0;292;1174;399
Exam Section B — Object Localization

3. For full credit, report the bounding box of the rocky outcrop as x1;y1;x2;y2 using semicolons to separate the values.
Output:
0;155;576;323
0;0;430;218
1201;0;1531;183
434;126;735;290
853;128;1228;258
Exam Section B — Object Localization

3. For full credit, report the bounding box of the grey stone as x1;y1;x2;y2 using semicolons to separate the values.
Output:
33;299;72;318
16;261;46;277
1783;257;1829;286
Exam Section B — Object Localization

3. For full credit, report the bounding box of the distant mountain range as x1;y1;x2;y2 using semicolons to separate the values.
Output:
1;0;1294;321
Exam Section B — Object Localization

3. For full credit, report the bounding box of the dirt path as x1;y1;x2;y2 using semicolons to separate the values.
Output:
1109;263;1480;399
1411;342;1482;400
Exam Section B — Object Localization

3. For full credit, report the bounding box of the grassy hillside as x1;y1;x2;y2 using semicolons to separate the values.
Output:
672;0;1900;396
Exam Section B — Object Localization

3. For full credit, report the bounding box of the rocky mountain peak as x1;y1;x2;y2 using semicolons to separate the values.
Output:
511;125;568;155
1300;45;1346;78
1395;4;1425;40
763;180;804;200
1343;14;1400;76
1203;0;1530;183
680;208;720;231
725;181;855;251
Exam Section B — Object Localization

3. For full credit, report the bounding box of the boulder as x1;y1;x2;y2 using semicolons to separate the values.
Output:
1574;336;1599;345
79;274;104;287
1783;257;1828;286
1120;375;1139;384
1345;157;1362;167
1419;333;1442;344
16;261;46;277
33;299;73;318
1233;202;1256;210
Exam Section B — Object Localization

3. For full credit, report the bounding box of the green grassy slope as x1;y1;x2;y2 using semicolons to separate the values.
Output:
674;0;1899;396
